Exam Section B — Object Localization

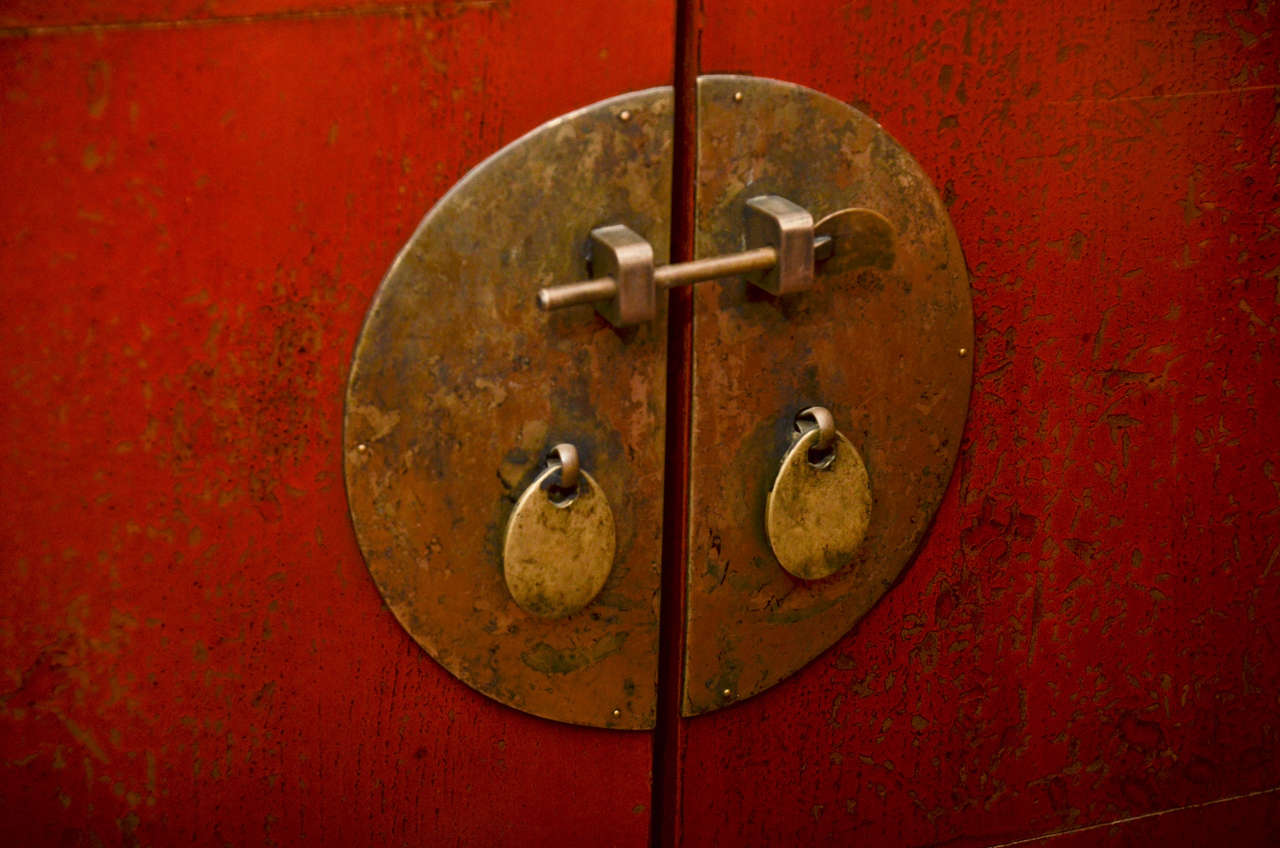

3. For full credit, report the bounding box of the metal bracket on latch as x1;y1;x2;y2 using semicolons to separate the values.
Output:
538;195;826;327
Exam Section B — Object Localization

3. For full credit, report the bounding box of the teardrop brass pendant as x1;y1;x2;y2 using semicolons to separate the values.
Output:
766;424;872;581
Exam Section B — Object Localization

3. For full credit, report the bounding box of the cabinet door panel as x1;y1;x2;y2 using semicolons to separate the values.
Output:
0;3;672;844
685;2;1280;845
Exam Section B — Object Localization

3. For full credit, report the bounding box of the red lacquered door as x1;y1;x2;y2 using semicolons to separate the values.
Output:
0;3;671;845
4;1;1280;846
675;2;1280;845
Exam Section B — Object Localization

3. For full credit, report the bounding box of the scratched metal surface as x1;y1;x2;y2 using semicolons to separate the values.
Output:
683;75;973;715
681;1;1280;845
345;86;670;729
0;1;671;843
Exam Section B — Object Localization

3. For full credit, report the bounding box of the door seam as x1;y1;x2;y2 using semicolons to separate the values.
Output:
649;0;701;846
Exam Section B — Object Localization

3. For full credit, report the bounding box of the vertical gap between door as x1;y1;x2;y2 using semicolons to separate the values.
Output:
650;1;700;846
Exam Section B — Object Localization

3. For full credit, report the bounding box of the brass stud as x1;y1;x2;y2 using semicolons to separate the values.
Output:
618;110;632;122
722;688;732;697
958;347;968;358
612;709;621;718
732;91;744;102
357;443;368;452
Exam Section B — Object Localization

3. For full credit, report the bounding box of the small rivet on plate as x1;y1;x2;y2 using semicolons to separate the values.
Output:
732;91;743;102
612;708;621;718
722;688;732;697
357;443;367;452
958;347;968;358
618;110;632;121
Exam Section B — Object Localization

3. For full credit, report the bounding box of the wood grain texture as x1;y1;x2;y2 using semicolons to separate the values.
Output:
684;0;1280;845
0;2;672;843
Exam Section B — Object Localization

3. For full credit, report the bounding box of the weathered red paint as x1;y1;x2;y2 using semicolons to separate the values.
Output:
4;1;1280;846
1012;788;1280;847
0;2;671;844
0;1;498;30
683;0;1280;845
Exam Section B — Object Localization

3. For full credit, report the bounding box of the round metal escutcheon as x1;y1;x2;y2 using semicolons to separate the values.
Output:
683;76;973;714
344;88;672;729
503;466;616;619
766;428;873;582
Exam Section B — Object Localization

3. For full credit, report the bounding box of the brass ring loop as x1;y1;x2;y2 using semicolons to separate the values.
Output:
796;406;836;452
547;443;581;492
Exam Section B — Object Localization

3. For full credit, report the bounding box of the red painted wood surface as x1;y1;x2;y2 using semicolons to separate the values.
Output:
684;1;1280;845
0;3;672;844
0;1;489;30
5;1;1280;846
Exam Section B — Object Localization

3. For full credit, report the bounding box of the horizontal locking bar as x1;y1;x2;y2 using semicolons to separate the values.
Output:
535;196;897;327
536;195;820;326
539;277;622;311
537;238;838;313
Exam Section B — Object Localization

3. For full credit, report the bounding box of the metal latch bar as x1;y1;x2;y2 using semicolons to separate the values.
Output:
537;195;820;326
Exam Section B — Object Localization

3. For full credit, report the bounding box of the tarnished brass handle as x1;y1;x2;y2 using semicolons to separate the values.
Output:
536;197;895;327
502;444;617;619
766;407;873;581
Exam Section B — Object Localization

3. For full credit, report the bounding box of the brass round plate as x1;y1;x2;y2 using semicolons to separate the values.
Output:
684;76;973;714
344;88;672;729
